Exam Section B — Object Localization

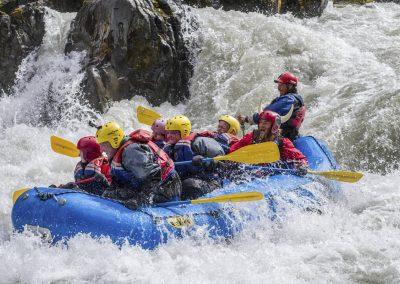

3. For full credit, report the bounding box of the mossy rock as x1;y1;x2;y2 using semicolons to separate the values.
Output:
10;6;23;17
0;1;45;92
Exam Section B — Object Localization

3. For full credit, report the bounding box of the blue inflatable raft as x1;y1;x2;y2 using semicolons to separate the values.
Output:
12;136;341;249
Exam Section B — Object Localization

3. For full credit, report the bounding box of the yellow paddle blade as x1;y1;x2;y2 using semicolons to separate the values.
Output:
214;142;280;164
137;106;162;126
191;191;264;205
50;135;79;157
12;187;30;204
308;170;363;183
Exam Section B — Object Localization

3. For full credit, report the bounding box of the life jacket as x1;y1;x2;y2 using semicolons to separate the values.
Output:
152;139;166;149
180;132;198;143
163;133;197;171
169;132;199;154
278;137;308;166
111;129;174;181
74;157;111;194
283;93;306;130
74;157;111;182
248;132;307;165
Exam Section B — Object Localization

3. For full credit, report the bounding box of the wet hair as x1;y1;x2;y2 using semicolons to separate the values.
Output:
286;84;297;94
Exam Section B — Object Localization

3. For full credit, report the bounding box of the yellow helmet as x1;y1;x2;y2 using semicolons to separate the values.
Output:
95;122;125;149
165;115;191;138
219;115;240;135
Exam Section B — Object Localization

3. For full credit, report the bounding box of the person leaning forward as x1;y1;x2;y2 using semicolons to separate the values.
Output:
96;122;181;210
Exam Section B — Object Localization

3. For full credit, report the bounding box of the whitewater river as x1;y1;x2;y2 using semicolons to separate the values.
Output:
0;3;399;282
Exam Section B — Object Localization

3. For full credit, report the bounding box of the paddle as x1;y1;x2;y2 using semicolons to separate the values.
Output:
50;135;79;157
245;166;363;183
158;191;264;207
240;123;245;138
12;187;31;204
174;142;280;166
307;170;363;183
136;106;162;126
12;177;102;204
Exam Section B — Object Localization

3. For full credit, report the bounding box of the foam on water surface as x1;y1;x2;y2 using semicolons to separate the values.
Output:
1;4;400;283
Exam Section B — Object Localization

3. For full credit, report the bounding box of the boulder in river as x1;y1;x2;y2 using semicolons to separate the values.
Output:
44;0;84;12
0;0;45;93
65;0;194;112
182;0;328;18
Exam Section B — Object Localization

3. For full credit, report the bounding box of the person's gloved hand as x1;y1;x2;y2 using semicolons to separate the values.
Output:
192;155;205;167
94;173;110;186
48;184;58;188
203;158;217;170
297;165;309;176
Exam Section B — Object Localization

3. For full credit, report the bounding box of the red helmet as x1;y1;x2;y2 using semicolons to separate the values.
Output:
258;111;281;136
274;72;298;85
77;136;102;162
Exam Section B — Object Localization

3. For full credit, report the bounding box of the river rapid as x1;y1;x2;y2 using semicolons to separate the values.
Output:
0;3;399;283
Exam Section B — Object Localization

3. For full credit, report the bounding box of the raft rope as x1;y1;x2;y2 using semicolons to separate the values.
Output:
32;188;192;221
31;188;250;225
34;187;79;205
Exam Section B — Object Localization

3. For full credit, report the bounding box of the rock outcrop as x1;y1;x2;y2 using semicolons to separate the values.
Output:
65;0;194;111
182;0;328;18
332;0;399;4
44;0;84;12
0;0;45;92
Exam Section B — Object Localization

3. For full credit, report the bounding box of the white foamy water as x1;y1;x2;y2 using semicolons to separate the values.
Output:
1;3;400;283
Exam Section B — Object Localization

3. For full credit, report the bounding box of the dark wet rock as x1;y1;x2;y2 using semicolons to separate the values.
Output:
65;0;194;112
183;0;277;12
332;0;384;4
44;0;84;12
0;0;31;14
285;0;328;18
182;0;328;17
0;0;83;14
0;1;45;92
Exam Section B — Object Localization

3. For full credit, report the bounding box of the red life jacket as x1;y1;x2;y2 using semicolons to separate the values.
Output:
111;129;174;181
278;137;308;166
229;131;308;166
99;158;112;183
198;130;215;138
74;157;111;183
290;105;306;129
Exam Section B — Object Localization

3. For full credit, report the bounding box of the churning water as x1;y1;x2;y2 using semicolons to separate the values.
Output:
0;3;399;283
